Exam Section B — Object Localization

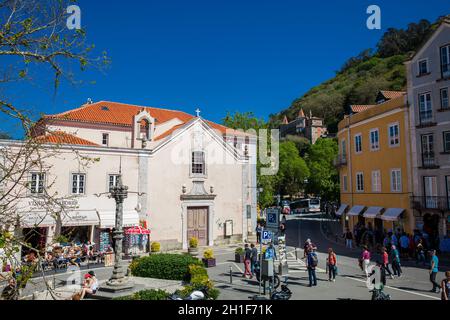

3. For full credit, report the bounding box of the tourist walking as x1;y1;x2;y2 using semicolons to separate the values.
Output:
390;245;402;277
399;232;410;260
250;243;258;276
255;223;262;244
429;250;441;293
416;239;426;266
327;248;337;282
441;271;450;300
361;246;371;277
344;228;353;249
307;248;318;287
243;244;253;278
381;247;394;279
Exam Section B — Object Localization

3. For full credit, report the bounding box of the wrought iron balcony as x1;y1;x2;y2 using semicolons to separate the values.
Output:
421;151;438;168
412;196;450;212
333;155;347;167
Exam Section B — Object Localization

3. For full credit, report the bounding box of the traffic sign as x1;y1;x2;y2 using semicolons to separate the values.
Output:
262;230;273;243
266;208;280;231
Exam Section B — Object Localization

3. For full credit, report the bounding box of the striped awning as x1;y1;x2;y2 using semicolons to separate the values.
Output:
363;207;384;218
335;204;348;216
347;205;366;216
381;208;405;221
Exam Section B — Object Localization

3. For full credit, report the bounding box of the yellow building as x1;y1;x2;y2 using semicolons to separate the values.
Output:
336;91;414;234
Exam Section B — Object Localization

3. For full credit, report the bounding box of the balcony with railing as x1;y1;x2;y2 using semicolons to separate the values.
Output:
421;151;439;168
418;111;435;127
333;154;347;167
412;196;450;212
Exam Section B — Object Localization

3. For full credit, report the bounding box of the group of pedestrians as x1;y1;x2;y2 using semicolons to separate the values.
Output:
242;243;260;279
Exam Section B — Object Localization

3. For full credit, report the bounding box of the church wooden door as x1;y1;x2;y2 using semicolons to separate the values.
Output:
187;207;208;246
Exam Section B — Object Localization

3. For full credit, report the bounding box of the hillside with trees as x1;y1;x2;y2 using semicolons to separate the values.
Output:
269;17;447;133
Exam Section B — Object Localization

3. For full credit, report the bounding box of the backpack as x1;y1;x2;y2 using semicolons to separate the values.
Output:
309;253;318;267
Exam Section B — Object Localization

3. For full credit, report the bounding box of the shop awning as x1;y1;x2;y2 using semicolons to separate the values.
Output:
363;207;384;219
347;205;366;216
380;208;405;221
19;212;56;228
99;210;140;228
125;226;150;235
62;211;100;226
335;204;348;216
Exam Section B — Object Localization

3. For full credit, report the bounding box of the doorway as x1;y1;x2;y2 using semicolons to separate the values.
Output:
187;207;208;246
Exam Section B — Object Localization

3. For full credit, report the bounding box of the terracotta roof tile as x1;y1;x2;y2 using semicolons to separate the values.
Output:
350;105;375;113
33;131;98;146
45;101;252;140
379;90;406;100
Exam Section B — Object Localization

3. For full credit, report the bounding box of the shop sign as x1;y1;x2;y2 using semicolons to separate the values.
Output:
27;198;79;211
62;211;99;226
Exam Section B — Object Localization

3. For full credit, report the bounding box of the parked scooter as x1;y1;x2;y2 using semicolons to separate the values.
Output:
249;284;291;300
168;286;210;300
270;284;292;300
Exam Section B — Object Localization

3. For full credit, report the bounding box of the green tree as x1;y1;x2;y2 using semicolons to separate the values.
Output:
222;111;267;131
305;138;339;201
275;141;309;198
222;111;276;208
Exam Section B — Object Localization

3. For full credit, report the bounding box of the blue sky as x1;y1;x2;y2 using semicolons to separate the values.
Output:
2;0;449;137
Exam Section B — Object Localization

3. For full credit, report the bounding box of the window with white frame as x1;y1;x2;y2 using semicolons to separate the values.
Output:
419;92;433;123
71;173;86;194
342;175;348;192
30;172;45;194
441;88;449;110
356;172;364;192
444;131;450;153
388;123;400;146
108;174;120;190
354;134;362;153
418;59;429;75
390;169;402;192
370;129;379;151
441;44;450;78
191;151;206;175
102;133;109;146
371;170;381;192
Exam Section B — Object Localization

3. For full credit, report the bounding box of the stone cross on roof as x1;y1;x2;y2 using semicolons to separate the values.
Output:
195;108;201;117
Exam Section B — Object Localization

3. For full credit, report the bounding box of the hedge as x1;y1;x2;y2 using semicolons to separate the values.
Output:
114;289;169;300
130;253;202;281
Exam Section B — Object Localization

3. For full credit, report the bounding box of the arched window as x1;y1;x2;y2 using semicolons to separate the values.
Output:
140;119;150;140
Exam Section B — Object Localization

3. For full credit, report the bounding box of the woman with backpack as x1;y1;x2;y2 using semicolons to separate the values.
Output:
307;248;318;287
327;248;337;282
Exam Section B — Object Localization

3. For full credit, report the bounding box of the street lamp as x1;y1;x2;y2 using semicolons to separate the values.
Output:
94;170;145;291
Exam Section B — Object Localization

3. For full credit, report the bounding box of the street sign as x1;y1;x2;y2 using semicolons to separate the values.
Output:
266;208;280;231
262;230;273;243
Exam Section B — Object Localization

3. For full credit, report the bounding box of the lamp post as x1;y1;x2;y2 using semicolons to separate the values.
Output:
95;170;145;291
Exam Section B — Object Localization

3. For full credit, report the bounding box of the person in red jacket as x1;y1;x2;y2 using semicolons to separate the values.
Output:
327;248;337;282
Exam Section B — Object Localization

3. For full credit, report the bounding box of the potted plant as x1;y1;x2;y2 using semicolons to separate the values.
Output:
150;242;161;254
202;248;216;268
188;237;199;257
234;247;245;263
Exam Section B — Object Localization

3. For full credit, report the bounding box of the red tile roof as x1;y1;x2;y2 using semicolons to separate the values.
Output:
44;101;250;140
379;90;406;100
33;131;98;146
350;105;375;113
